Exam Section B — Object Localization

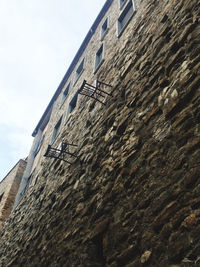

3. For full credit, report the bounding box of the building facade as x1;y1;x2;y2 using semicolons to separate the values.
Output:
15;0;139;206
1;0;200;266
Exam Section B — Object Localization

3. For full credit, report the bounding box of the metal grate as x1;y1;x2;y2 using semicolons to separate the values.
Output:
78;80;112;104
44;142;78;164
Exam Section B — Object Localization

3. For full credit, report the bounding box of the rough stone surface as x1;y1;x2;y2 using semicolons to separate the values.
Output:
0;159;26;230
1;0;200;266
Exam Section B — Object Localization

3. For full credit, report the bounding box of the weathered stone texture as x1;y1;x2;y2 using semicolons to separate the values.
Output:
0;159;26;230
29;0;141;180
0;0;200;266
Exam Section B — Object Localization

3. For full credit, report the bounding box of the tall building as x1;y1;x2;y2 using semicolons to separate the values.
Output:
15;0;135;206
1;0;200;266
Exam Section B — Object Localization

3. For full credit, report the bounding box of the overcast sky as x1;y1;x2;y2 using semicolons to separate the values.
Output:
0;0;105;181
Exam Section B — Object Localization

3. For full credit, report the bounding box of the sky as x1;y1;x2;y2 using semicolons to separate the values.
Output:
0;0;105;181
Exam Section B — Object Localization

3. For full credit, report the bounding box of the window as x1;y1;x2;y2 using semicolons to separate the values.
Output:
61;83;70;106
119;0;127;9
26;173;33;188
34;175;39;186
51;116;63;144
24;169;35;193
94;44;104;73
117;0;135;37
34;133;45;156
66;92;78;120
0;192;4;203
101;18;108;40
74;58;85;84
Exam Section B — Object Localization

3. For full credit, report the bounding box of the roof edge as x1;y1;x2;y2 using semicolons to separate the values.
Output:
32;0;114;137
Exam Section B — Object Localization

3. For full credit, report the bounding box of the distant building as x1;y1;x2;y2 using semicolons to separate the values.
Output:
0;159;26;230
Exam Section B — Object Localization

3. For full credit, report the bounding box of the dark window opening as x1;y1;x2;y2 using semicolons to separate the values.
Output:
0;192;4;202
74;58;84;84
34;175;39;186
51;116;63;144
66;92;78;120
101;18;108;40
117;0;135;37
61;83;70;106
24;169;35;194
94;44;104;73
34;133;45;157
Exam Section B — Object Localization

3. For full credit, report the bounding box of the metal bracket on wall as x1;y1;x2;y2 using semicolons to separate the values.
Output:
78;79;112;104
44;142;78;164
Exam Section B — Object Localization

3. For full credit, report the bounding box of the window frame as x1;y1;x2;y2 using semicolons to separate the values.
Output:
117;0;136;38
74;58;85;85
23;169;35;193
34;175;39;186
119;0;127;9
51;115;63;144
34;133;45;157
66;92;79;121
61;82;71;107
100;17;109;41
0;192;4;203
94;43;105;74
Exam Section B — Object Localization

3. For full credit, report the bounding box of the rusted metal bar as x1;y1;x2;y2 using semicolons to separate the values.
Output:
44;142;78;163
78;79;112;104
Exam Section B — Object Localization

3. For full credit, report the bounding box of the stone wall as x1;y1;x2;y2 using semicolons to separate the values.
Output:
0;159;26;230
28;0;140;183
0;0;200;266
